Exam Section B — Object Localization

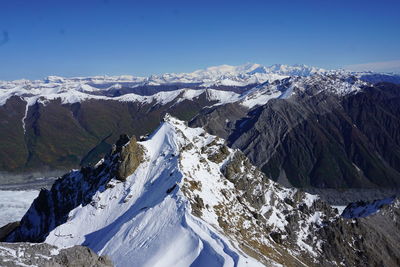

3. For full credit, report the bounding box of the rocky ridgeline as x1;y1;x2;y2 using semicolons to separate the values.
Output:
2;116;400;266
0;242;112;267
4;134;143;243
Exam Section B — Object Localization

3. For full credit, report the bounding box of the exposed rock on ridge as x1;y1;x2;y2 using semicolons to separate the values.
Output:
114;135;143;181
5;135;143;242
0;242;113;267
4;116;400;266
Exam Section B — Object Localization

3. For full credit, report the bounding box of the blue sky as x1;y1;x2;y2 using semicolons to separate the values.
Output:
0;0;399;80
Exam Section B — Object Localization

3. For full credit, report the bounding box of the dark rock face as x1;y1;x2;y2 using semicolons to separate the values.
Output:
0;96;27;172
0;221;19;241
341;195;396;218
0;242;113;267
317;198;400;267
5;136;143;242
191;82;400;190
359;73;400;84
115;135;143;181
220;149;400;266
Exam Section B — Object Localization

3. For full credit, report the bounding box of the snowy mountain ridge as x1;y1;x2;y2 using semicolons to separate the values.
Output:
5;115;400;266
2;63;324;86
3;115;334;266
0;63;377;111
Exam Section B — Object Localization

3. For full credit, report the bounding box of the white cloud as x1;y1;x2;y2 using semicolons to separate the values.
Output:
344;60;400;73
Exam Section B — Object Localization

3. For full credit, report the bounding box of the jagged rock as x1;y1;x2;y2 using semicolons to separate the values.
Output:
0;242;113;267
4;135;143;243
317;198;400;266
115;135;143;181
4;116;400;266
0;222;19;241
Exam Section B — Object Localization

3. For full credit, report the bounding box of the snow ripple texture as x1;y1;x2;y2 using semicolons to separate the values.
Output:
44;116;265;267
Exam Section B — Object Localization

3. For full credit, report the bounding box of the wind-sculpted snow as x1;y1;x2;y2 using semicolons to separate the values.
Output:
39;116;267;266
5;115;400;266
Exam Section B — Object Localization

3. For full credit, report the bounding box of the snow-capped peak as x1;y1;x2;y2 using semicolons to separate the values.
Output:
7;115;340;266
248;63;326;76
0;63;390;114
192;63;262;76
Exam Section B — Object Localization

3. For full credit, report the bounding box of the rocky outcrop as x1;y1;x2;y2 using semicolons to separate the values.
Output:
4;135;143;242
219;148;400;266
115;135;143;181
0;242;113;267
0;222;19;241
4;115;400;266
316;198;400;267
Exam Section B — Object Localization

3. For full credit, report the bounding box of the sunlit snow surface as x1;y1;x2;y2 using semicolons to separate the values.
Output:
0;190;38;227
44;117;268;267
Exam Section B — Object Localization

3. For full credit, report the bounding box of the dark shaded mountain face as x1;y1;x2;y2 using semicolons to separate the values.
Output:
1;69;400;192
191;82;400;190
0;91;218;176
358;73;400;85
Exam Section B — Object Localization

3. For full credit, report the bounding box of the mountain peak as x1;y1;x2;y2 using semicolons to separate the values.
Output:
5;116;400;266
3;116;335;266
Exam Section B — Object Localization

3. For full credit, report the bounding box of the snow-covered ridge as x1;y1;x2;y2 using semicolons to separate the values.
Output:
8;115;340;266
240;73;369;108
0;63;323;106
0;63;324;88
1;63;392;111
0;85;241;108
7;115;400;266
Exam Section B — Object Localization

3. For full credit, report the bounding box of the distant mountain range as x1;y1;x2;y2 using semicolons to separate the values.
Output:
1;64;400;193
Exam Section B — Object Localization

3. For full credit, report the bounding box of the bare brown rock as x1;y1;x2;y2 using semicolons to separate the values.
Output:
116;135;144;181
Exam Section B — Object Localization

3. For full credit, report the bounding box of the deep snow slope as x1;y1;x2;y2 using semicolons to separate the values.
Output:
42;115;277;266
6;115;400;266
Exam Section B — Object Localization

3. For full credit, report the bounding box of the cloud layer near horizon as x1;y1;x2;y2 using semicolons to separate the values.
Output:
345;60;400;73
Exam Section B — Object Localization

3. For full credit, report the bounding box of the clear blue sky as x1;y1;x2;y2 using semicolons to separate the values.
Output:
1;0;399;80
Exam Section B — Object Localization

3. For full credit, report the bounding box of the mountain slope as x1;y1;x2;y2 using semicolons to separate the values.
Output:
5;115;400;266
191;77;400;190
0;89;241;175
1;63;399;179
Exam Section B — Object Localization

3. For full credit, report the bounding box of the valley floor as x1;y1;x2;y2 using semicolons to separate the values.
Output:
0;190;38;227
